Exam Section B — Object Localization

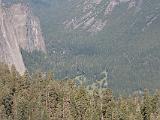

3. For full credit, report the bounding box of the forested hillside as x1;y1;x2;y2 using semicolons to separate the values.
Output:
1;1;160;119
0;63;160;120
20;0;160;93
2;0;160;93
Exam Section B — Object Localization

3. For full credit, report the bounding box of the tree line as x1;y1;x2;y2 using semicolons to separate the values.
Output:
0;63;160;120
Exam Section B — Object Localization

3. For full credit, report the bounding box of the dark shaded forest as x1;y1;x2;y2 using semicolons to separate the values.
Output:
22;0;160;94
0;63;160;120
4;0;160;93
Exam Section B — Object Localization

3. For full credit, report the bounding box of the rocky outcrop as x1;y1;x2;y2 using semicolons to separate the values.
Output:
0;3;46;74
10;4;46;52
64;0;144;33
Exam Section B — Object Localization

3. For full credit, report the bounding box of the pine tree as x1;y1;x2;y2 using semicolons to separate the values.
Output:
141;90;152;120
101;89;115;120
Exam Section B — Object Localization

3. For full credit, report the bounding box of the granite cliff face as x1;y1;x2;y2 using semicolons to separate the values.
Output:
0;2;46;74
63;0;145;33
10;4;46;52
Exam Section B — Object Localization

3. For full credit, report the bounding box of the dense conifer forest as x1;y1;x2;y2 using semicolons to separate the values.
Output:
4;0;160;93
0;63;160;120
1;1;160;120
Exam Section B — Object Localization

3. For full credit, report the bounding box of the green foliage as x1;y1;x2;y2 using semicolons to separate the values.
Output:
18;0;160;94
0;63;160;120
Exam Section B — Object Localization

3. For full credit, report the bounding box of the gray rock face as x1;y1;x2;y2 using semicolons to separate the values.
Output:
0;3;46;74
10;4;46;52
64;0;143;33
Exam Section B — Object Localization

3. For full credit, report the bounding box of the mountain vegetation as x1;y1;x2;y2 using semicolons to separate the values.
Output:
19;0;160;93
1;1;160;119
0;62;160;120
2;0;160;93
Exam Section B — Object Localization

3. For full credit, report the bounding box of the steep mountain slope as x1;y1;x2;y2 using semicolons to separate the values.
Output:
10;3;46;52
64;0;159;34
0;2;46;74
23;0;160;93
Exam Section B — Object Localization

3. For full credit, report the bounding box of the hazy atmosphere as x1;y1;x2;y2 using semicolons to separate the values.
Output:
0;0;160;119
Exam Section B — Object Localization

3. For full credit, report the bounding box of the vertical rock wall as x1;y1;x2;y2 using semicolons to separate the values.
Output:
0;3;46;74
